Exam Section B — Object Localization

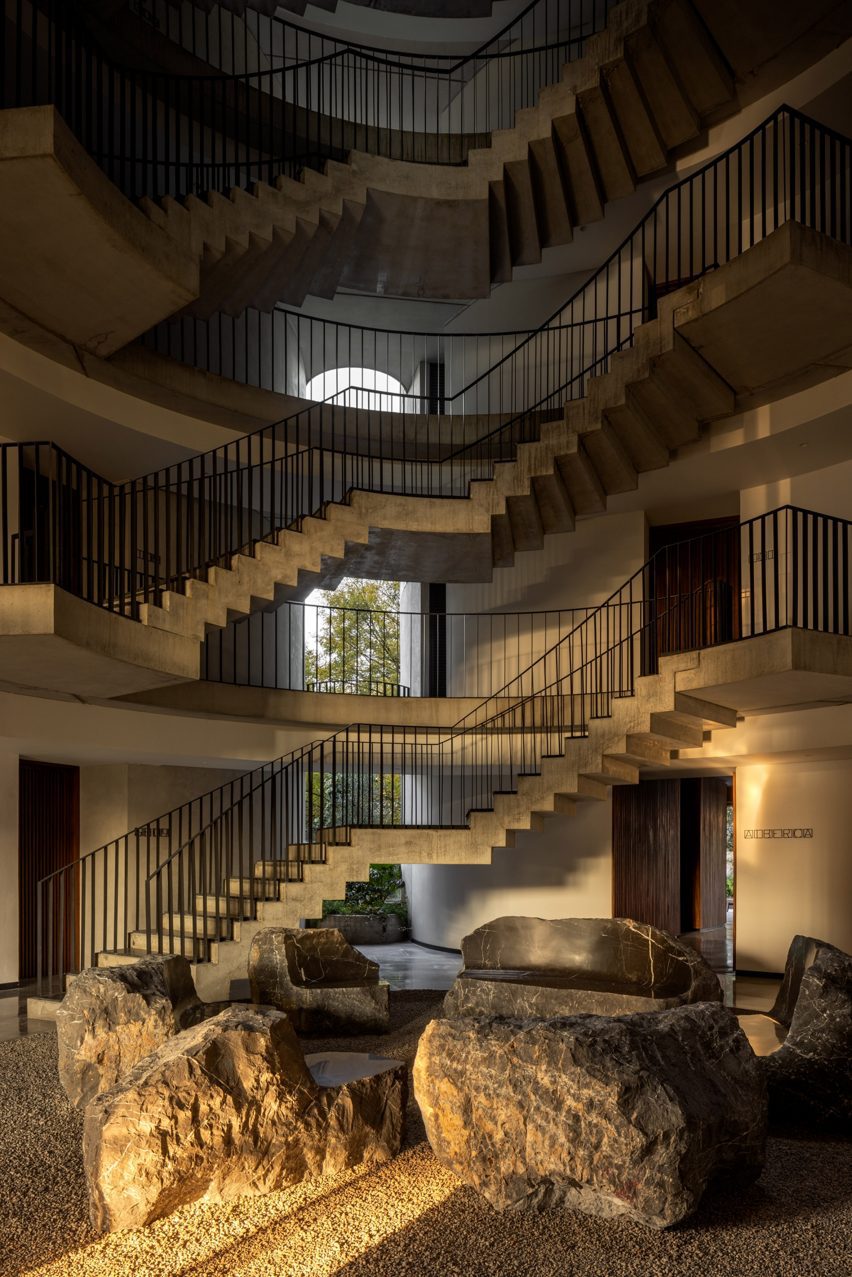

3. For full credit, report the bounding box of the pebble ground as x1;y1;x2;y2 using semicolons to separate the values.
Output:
2;991;850;1277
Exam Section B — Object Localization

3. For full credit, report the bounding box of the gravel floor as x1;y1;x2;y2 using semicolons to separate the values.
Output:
2;991;851;1277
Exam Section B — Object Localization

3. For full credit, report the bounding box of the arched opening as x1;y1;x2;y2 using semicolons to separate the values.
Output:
306;367;406;412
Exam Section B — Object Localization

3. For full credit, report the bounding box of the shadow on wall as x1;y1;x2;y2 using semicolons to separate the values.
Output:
407;804;612;949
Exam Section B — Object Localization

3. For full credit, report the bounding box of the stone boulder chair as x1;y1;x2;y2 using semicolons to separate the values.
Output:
55;955;227;1109
84;1005;407;1232
249;927;390;1034
737;934;852;1130
442;916;722;1019
414;1003;767;1230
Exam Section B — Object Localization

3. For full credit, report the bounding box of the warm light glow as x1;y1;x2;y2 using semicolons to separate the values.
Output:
26;1150;459;1277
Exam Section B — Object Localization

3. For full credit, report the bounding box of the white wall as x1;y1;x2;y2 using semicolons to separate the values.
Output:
736;759;852;973
407;799;613;949
0;752;19;984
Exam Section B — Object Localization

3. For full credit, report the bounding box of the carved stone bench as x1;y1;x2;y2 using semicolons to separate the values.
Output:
443;916;722;1019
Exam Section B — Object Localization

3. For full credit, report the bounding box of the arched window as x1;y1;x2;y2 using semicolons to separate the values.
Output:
305;367;406;412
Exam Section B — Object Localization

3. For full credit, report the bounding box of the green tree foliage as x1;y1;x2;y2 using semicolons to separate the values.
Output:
304;578;403;834
324;863;407;920
305;577;401;695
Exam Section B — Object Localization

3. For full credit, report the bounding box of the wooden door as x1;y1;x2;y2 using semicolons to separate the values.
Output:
680;777;729;930
612;780;681;934
18;761;80;983
647;518;741;666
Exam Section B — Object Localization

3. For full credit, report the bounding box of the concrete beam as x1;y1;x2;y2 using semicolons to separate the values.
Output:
0;107;198;355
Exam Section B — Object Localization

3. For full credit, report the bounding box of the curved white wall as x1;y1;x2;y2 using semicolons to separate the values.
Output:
406;800;612;950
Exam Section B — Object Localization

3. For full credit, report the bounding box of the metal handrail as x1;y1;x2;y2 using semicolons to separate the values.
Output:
34;505;850;992
2;0;615;197
3;108;850;628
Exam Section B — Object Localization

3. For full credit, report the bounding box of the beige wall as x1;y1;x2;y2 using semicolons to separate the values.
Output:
446;510;646;616
74;761;246;967
740;457;852;523
406;799;613;950
0;751;19;983
735;759;852;973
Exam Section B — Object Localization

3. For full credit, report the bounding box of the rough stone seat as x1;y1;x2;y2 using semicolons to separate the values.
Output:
413;1003;767;1229
249;926;390;1034
737;934;852;1130
55;955;227;1109
84;1006;407;1232
443;916;722;1019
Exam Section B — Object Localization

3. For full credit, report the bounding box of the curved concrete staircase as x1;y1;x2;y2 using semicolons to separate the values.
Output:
137;0;852;307
133;224;852;654
98;626;852;1000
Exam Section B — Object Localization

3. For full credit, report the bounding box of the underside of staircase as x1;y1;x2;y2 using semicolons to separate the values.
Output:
134;223;852;650
137;0;852;308
2;221;847;701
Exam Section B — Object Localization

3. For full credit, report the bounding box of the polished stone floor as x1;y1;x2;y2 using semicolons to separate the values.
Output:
0;985;53;1042
358;941;462;990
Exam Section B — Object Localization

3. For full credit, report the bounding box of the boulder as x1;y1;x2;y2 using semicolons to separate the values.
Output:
413;1003;766;1229
763;941;852;1130
56;955;220;1109
249;927;389;1033
443;917;722;1019
84;1005;407;1232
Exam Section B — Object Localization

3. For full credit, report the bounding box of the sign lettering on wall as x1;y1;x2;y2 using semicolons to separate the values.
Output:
742;827;814;839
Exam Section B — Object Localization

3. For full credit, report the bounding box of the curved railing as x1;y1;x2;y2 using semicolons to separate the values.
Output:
1;0;614;198
2;107;849;625
35;506;852;990
203;598;595;698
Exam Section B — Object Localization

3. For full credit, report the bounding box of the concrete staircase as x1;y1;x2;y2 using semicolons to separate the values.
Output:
141;172;369;316
136;0;851;307
133;223;852;655
98;646;740;997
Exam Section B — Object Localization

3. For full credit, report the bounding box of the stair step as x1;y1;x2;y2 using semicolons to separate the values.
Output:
602;57;667;177
528;134;573;250
128;931;207;959
576;85;635;203
225;877;282;898
673;692;738;728
253;859;308;881
505;493;544;552
96;950;146;968
552;113;605;227
194;894;256;919
655;0;736;119
530;471;576;535
625;27;700;150
161;913;232;939
556;440;607;515
504;158;542;267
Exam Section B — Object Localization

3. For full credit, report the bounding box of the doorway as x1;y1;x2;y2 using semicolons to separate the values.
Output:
644;517;741;674
18;760;80;984
612;775;733;968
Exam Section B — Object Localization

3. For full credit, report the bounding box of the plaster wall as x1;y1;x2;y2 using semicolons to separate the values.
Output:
735;758;852;972
740;457;852;523
407;798;613;950
75;762;246;966
0;751;20;984
443;509;646;692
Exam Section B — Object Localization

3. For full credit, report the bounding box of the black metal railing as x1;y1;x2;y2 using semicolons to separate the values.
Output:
35;506;851;992
202;598;594;698
4;108;849;626
1;0;614;198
